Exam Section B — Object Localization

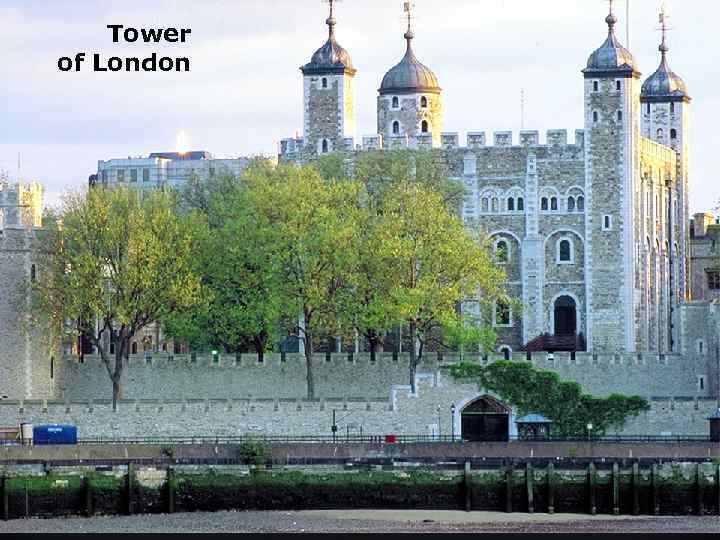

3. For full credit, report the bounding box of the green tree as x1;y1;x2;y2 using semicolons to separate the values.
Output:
242;163;364;399
365;181;507;391
30;187;203;410
446;360;650;436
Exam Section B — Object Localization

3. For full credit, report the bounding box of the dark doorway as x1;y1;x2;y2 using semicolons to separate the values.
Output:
554;296;577;335
461;395;510;442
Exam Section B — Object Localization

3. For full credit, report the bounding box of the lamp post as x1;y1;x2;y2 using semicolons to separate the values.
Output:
586;422;594;441
451;404;456;442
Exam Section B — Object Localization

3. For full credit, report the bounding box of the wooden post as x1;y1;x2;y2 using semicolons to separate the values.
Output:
716;463;720;517
547;462;555;514
24;479;29;519
84;476;93;517
588;462;597;515
526;462;534;514
126;463;134;516
463;461;471;512
1;476;8;521
696;463;704;516
167;467;175;514
612;462;620;515
632;463;640;516
651;463;660;516
505;465;513;513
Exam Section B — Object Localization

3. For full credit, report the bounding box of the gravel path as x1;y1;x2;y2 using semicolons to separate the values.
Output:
0;510;718;533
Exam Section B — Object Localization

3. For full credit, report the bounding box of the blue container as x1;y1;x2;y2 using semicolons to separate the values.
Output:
33;424;78;445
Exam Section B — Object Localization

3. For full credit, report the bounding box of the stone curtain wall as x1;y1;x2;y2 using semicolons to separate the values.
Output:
0;370;714;438
56;352;714;403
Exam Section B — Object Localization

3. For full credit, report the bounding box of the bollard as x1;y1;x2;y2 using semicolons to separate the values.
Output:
84;476;93;517
547;462;555;514
651;463;660;516
612;462;620;515
587;462;596;515
167;467;175;514
632;463;640;516
526;463;534;514
505;465;513;513
463;461;471;512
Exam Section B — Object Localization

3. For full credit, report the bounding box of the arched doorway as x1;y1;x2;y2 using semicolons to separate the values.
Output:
460;395;511;442
554;295;577;336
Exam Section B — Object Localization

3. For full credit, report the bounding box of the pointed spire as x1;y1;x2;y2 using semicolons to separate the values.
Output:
403;1;415;55
606;0;618;34
659;2;669;58
326;0;337;40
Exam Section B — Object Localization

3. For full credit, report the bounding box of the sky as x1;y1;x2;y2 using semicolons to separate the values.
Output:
1;0;718;213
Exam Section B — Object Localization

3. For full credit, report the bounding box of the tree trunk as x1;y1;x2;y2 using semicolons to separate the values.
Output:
112;378;122;412
111;337;127;412
304;311;315;400
253;331;268;362
409;321;418;394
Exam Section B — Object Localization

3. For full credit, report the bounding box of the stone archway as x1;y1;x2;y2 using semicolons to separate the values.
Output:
553;295;577;336
460;395;511;442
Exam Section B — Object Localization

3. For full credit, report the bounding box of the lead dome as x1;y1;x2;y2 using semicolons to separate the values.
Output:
379;29;440;95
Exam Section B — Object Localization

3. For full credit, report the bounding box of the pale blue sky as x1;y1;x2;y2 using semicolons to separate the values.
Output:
1;0;717;213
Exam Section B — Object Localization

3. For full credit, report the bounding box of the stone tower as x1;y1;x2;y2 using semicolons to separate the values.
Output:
377;3;443;148
640;7;691;352
300;0;357;156
583;4;642;352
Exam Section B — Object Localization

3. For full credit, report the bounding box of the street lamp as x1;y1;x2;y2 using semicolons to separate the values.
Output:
451;404;456;442
586;422;594;440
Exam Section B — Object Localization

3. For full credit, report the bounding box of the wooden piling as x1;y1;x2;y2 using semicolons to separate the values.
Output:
463;461;471;512
651;463;660;516
632;462;640;516
716;463;720;516
505;465;513;513
696;463;704;516
612;462;620;515
127;463;134;516
526;462;534;514
167;467;175;514
547;462;555;514
1;476;8;521
84;476;93;517
587;462;596;515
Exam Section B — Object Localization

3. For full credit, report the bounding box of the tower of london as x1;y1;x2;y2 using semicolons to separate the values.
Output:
280;2;695;358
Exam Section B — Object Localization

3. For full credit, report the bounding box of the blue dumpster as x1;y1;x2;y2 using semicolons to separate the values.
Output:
33;424;77;445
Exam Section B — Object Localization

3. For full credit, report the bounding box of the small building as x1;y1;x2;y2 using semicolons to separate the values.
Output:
516;414;553;440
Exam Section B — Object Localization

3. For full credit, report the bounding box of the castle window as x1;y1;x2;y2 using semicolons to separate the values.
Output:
507;197;515;212
30;264;36;282
602;215;613;231
593;111;599;123
557;238;573;264
593;81;599;92
50;357;54;379
616;80;621;91
699;376;705;390
697;341;706;355
392;121;400;135
491;198;499;213
421;120;429;133
517;198;524;211
392;96;399;109
707;271;720;290
541;197;548;211
577;196;585;212
494;300;512;327
495;240;509;264
420;96;428;108
481;198;489;213
657;128;664;139
670;102;675;114
617;111;623;122
321;77;328;89
142;169;150;182
499;346;512;360
670;128;677;140
646;102;651;114
567;197;575;213
321;139;329;154
550;197;558;211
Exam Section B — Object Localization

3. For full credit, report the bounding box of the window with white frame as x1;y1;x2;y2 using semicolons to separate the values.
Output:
557;238;574;264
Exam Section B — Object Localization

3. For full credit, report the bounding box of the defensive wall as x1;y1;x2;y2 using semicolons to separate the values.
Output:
3;363;717;439
56;351;715;403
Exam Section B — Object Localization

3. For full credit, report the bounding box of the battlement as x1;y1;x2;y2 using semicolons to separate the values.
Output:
279;130;586;159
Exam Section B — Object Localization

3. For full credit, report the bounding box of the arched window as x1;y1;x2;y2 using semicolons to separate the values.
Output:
421;120;429;133
517;197;524;211
495;240;509;264
499;346;512;360
392;96;399;108
507;198;515;212
392;121;400;135
491;198;499;213
577;196;585;212
481;198;489;213
541;197;548;211
670;128;677;140
567;197;575;213
420;96;428;108
657;128;664;139
617;110;623;122
593;111;599;123
550;197;558;211
670;102;675;114
321;77;328;89
321;139;329;154
558;239;573;263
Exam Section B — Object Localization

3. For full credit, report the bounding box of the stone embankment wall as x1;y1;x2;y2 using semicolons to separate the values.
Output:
1;370;716;438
